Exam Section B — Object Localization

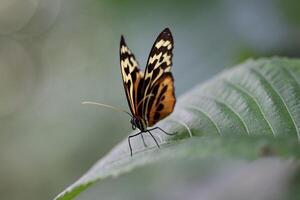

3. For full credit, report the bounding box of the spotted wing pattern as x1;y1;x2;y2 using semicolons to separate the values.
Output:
138;28;175;126
120;36;144;115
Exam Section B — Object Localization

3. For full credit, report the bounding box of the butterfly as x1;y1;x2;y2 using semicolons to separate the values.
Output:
83;28;176;156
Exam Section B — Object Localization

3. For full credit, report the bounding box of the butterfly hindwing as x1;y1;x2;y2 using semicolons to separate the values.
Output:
146;72;175;126
120;36;143;115
139;28;175;126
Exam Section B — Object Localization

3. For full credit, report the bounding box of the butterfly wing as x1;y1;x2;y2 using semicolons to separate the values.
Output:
145;72;175;126
120;36;144;115
138;28;175;126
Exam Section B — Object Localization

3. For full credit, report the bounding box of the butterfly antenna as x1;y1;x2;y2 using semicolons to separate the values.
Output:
82;101;133;118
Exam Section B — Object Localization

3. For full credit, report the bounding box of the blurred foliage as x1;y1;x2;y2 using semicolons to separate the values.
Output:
280;0;300;25
0;0;300;200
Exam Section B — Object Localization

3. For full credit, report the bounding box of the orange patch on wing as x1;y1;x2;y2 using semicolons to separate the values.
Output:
147;74;175;126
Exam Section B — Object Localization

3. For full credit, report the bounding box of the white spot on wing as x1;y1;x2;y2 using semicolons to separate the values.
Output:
149;52;163;64
121;46;131;54
155;39;172;49
155;40;165;49
164;40;170;46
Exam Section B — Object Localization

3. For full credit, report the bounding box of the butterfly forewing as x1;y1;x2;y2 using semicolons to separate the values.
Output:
120;36;144;115
139;28;175;126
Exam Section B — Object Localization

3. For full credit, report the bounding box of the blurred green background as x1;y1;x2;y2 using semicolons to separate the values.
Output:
0;0;300;199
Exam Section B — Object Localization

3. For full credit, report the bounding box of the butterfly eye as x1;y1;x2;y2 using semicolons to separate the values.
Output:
132;124;136;130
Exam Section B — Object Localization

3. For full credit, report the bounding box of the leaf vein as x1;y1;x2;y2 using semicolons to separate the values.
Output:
185;105;222;136
199;94;250;135
282;65;300;88
251;67;300;140
170;118;193;137
225;80;276;136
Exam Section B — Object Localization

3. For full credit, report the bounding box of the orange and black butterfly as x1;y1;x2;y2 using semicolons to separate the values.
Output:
83;28;176;156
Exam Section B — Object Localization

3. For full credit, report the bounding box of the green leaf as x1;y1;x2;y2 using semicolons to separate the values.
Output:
55;57;300;200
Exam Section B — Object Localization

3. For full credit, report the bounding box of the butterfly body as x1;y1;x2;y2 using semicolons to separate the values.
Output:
83;28;175;156
130;116;147;132
120;28;176;156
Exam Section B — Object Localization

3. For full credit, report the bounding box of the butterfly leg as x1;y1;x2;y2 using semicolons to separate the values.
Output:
128;132;142;156
140;133;148;147
149;127;176;136
147;131;160;149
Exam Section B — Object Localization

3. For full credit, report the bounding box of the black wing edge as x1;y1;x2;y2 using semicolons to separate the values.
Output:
159;27;173;43
120;35;125;48
119;35;135;115
120;35;129;60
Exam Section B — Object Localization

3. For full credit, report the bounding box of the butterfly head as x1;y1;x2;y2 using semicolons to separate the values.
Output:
130;117;147;132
